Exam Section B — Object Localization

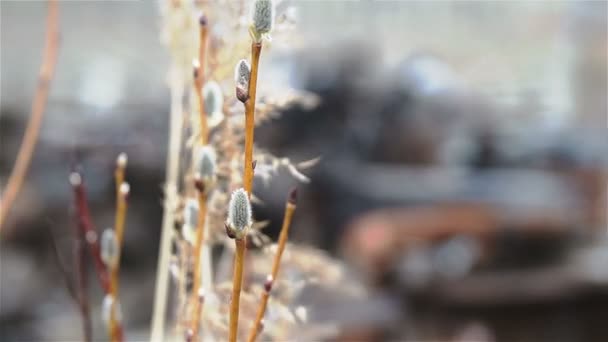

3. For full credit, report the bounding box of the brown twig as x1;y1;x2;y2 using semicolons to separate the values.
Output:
0;0;59;232
229;41;263;342
189;15;211;339
229;238;247;342
189;189;208;339
247;188;297;342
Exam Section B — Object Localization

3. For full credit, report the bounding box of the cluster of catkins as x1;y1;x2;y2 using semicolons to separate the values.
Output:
155;1;363;341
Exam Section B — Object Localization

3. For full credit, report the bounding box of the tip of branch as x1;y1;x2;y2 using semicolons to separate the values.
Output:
69;172;82;187
199;13;208;26
116;153;128;169
287;187;297;205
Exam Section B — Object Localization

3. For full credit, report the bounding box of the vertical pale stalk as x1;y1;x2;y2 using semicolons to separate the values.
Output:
151;66;185;342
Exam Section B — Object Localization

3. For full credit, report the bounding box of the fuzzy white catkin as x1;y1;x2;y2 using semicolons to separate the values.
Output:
69;172;82;187
182;199;199;243
203;81;223;115
102;294;113;324
252;0;274;34
120;182;130;196
235;59;251;86
195;145;216;180
227;188;252;234
101;229;119;269
102;294;123;326
234;59;251;102
183;199;199;229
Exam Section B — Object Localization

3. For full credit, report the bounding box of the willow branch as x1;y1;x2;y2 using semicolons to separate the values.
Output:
0;0;59;232
247;188;297;342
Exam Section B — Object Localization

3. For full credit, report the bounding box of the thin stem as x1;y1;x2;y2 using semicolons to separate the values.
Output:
189;191;207;339
247;189;297;342
194;21;209;146
243;43;262;194
71;173;110;293
0;0;59;232
47;224;90;340
46;225;77;301
74;233;92;342
177;240;190;336
229;238;246;342
151;65;185;342
189;17;211;338
109;167;128;342
229;41;263;342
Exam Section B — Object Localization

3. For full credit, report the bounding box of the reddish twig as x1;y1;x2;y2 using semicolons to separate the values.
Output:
70;172;110;293
74;224;92;342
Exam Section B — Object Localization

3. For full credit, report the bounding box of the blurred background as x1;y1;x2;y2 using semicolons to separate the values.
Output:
1;1;607;341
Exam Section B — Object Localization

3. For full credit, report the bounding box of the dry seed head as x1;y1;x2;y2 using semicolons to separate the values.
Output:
226;188;252;239
203;81;223;115
235;59;251;103
116;153;128;169
251;0;274;38
101;229;119;269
